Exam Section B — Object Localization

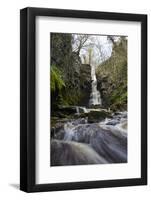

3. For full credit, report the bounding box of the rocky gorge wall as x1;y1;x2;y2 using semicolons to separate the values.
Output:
96;37;127;111
51;33;91;109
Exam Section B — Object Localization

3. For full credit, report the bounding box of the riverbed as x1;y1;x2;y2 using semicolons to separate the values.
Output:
50;110;127;166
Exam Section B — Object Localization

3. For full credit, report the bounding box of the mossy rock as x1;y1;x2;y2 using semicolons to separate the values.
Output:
88;105;102;109
79;110;111;123
111;102;127;112
56;106;77;116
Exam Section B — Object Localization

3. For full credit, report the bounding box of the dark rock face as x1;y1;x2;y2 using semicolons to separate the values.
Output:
79;64;91;106
97;75;112;107
80;64;91;82
51;33;92;107
57;106;77;115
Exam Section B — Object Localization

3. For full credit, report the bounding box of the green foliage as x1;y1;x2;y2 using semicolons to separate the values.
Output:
109;85;127;111
96;37;127;111
50;34;127;112
51;65;65;93
62;90;82;106
51;33;72;78
78;110;111;123
51;33;84;107
97;38;127;84
50;64;81;108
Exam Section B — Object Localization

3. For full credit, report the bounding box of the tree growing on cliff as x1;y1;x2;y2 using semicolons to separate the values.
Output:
72;34;90;55
96;36;127;110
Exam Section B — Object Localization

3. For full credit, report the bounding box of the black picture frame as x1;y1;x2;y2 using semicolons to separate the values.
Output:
20;7;147;192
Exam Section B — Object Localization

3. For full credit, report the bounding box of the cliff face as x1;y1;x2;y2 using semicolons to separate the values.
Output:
79;64;91;106
96;37;127;111
51;33;91;108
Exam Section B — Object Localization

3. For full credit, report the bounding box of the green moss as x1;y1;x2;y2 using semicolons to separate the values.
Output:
61;89;83;106
79;110;111;123
109;85;127;111
96;37;127;111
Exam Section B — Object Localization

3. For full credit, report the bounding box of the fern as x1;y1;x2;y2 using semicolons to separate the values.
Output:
51;65;65;92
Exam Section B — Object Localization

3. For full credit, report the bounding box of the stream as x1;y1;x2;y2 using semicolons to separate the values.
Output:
51;110;127;166
51;65;127;166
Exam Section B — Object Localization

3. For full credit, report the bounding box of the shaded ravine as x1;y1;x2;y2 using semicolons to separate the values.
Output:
51;112;127;166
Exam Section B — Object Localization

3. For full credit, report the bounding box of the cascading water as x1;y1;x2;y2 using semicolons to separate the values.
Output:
76;106;88;115
52;112;127;165
89;65;102;106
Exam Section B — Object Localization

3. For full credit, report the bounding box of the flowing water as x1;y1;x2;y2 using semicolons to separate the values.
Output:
51;111;127;166
89;65;102;106
76;106;88;115
51;68;127;166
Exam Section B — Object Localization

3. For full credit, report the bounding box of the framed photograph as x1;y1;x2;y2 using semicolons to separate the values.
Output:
20;7;147;192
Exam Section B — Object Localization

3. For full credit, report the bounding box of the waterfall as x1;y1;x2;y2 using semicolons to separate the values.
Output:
89;65;102;106
75;106;88;114
76;107;80;115
64;122;75;141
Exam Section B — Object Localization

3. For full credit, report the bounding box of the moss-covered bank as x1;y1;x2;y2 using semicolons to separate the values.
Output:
96;37;127;111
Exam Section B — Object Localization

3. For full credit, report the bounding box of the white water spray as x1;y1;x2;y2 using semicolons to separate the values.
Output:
89;65;102;106
76;106;88;115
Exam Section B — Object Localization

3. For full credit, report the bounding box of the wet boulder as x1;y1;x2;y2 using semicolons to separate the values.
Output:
79;110;111;123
